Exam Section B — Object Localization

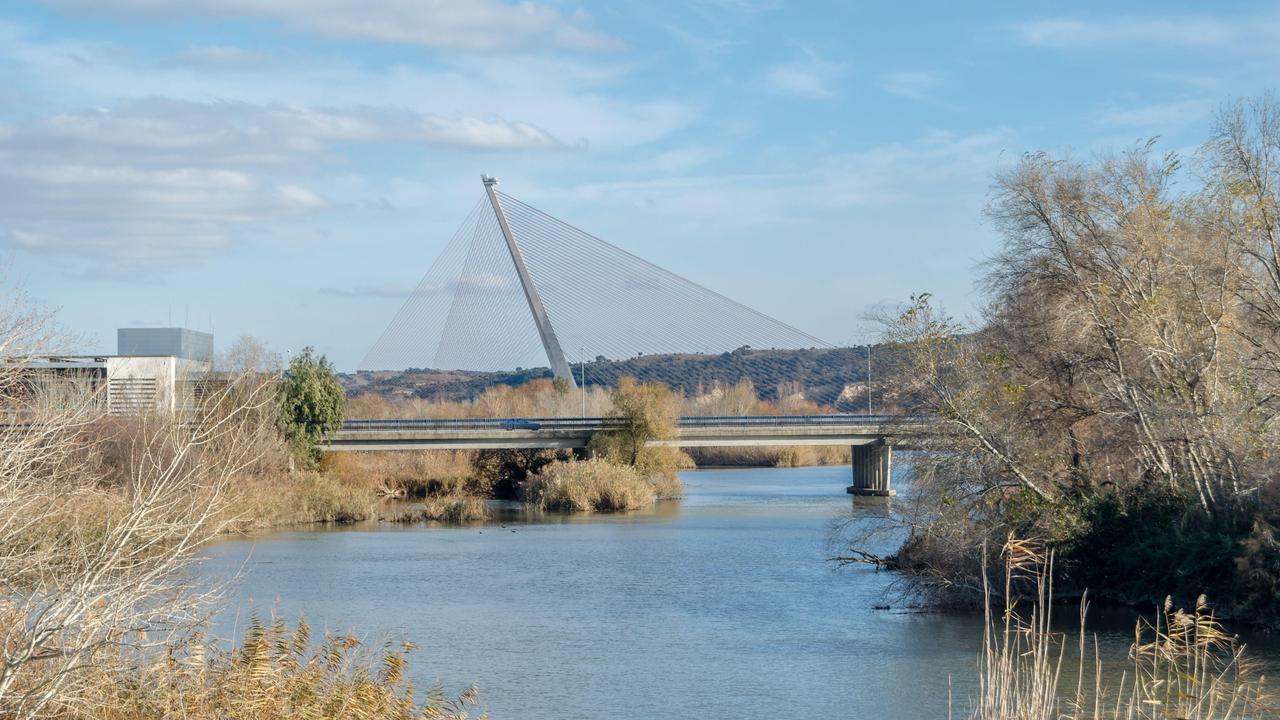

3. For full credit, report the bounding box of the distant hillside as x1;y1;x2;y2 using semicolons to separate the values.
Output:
344;345;909;411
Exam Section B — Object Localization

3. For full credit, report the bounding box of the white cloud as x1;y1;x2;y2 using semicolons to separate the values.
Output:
878;71;942;102
0;98;563;271
0;28;693;151
319;284;415;299
1094;98;1212;129
762;48;844;99
763;65;832;99
420;115;560;150
1015;15;1250;50
548;128;1012;227
176;44;274;68
44;0;624;52
623;146;723;175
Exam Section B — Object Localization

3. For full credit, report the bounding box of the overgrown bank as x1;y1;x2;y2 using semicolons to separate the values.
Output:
855;96;1280;629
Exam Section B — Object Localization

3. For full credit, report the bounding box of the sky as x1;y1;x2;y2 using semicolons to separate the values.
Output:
2;1;1278;370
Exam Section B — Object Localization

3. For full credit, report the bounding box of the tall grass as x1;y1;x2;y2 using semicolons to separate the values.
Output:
348;378;615;420
524;459;674;512
969;537;1273;720
322;450;479;498
93;617;482;719
383;496;491;524
224;471;378;530
685;445;849;467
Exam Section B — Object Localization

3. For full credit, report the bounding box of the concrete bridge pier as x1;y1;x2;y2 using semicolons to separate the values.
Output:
847;441;894;497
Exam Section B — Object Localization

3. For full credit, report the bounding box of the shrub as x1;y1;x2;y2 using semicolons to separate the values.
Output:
278;347;345;463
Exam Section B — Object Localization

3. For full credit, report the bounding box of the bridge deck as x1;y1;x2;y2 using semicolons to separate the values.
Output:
323;415;923;451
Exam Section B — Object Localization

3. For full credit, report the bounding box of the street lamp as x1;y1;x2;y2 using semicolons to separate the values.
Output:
867;342;872;417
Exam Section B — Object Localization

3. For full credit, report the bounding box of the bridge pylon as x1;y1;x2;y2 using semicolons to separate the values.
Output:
481;174;575;387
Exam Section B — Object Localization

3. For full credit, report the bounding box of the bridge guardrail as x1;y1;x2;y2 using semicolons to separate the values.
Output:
338;414;928;433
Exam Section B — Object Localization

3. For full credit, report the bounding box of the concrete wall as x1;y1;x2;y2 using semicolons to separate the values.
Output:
104;356;212;414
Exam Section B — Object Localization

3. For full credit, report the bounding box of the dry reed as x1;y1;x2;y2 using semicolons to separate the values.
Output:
968;537;1272;720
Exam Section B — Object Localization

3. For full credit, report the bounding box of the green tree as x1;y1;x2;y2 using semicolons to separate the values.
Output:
279;347;345;462
590;376;680;466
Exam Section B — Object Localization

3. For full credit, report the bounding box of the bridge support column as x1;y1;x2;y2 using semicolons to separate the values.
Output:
847;441;894;497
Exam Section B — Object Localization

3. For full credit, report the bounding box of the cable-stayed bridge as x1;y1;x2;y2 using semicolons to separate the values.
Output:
352;177;906;496
361;176;831;384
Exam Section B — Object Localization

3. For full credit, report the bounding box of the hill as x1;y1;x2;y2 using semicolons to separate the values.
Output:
343;345;908;411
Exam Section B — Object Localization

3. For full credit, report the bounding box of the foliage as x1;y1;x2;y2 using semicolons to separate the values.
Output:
590;376;680;467
866;96;1280;624
279;346;346;462
322;450;481;498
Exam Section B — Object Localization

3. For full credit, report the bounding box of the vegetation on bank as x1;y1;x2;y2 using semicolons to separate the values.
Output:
524;377;687;512
0;302;490;718
94;618;481;720
279;346;346;462
969;538;1272;720
857;96;1280;627
525;460;666;512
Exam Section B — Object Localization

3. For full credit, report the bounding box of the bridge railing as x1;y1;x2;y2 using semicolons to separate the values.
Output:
338;414;926;433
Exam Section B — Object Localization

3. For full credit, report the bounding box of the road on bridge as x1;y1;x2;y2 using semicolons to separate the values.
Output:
322;414;925;452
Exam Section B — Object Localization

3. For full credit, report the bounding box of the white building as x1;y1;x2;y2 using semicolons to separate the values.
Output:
11;328;215;415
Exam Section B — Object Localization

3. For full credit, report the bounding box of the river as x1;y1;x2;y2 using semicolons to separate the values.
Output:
201;465;1280;719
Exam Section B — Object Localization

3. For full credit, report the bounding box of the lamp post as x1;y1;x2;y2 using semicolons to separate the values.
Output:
866;342;872;417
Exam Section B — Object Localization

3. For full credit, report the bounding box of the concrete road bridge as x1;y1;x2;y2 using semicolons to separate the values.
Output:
323;415;926;497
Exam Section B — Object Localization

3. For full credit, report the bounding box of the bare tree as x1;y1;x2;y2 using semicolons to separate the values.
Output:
862;97;1280;607
0;290;277;718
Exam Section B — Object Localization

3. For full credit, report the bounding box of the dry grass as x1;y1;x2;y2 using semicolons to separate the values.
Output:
969;537;1273;720
348;378;614;420
685;445;848;467
322;450;479;498
524;460;666;512
381;496;491;524
224;472;378;530
93;617;482;720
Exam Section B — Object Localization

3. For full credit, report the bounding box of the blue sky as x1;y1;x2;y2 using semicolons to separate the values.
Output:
2;1;1277;370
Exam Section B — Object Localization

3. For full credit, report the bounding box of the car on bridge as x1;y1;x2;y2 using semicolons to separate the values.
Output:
501;419;543;431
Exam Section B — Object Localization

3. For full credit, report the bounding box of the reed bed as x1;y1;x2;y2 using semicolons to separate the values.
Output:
968;537;1273;720
222;472;378;530
322;450;479;498
93;617;482;720
524;459;682;512
382;496;491;524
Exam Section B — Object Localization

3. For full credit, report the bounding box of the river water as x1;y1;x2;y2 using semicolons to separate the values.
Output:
201;465;1279;719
